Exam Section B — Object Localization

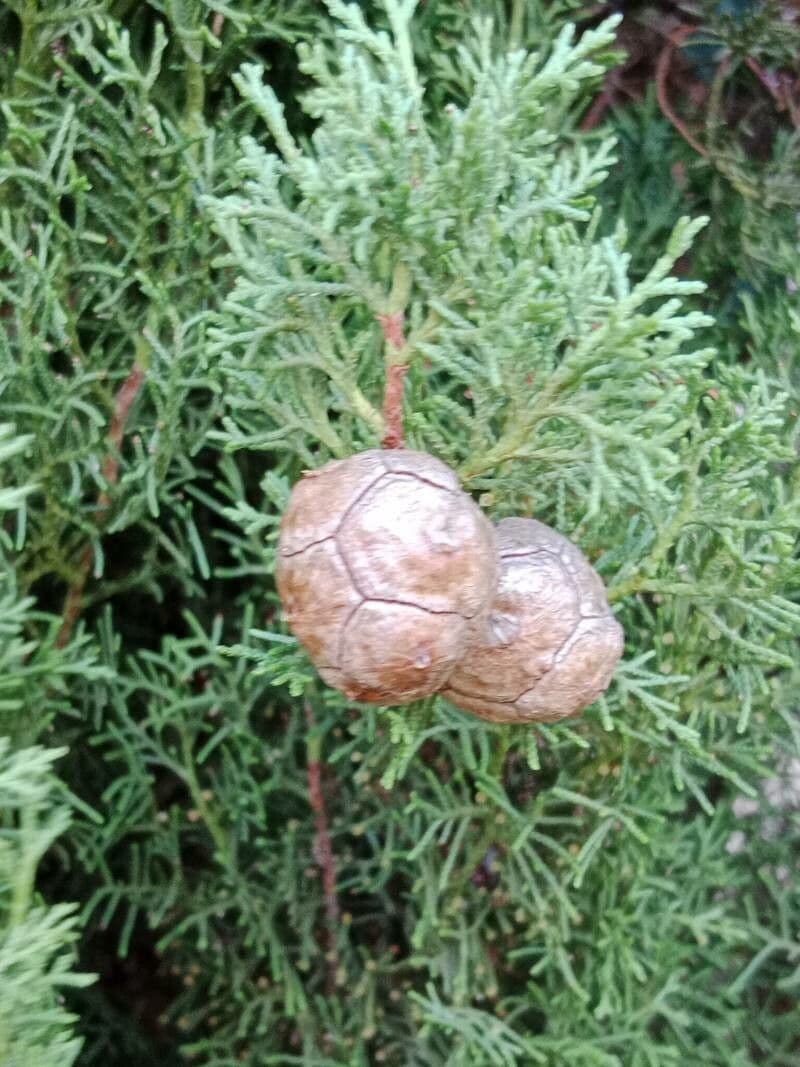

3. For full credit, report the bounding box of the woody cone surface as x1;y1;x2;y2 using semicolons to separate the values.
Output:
276;449;496;705
442;518;623;723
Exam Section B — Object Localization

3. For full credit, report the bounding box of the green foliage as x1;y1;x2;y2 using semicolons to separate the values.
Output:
0;425;107;741
0;739;93;1067
0;1;798;1065
609;5;800;283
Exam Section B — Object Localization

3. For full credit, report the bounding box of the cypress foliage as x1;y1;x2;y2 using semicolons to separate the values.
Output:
1;2;798;1064
0;736;93;1067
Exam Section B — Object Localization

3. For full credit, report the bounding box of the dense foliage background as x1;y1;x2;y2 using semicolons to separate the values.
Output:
1;1;798;1065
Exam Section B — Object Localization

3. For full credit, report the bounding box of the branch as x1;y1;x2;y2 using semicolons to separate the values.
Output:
304;701;340;991
55;364;145;648
745;57;800;129
55;544;93;651
378;311;408;449
655;25;709;159
98;365;145;508
381;363;408;448
580;70;620;131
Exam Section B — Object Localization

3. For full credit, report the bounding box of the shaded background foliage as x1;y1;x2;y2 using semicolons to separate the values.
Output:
0;1;798;1065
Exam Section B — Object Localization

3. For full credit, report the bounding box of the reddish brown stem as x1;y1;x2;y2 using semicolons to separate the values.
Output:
655;25;709;159
99;365;145;509
381;363;409;449
745;56;783;106
55;364;145;649
744;58;800;128
376;311;404;351
377;311;407;449
580;70;621;131
55;545;92;649
304;702;340;990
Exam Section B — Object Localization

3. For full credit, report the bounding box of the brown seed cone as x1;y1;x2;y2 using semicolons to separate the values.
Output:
441;518;623;723
276;449;497;705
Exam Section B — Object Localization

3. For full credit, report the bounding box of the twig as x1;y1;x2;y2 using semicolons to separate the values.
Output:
55;544;93;650
381;363;409;449
581;70;642;131
378;311;408;449
745;58;800;129
580;71;620;131
304;701;340;991
655;25;709;159
99;365;145;508
55;364;145;648
377;310;405;351
745;56;783;107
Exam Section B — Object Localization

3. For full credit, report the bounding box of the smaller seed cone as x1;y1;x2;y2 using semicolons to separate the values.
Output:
441;518;623;723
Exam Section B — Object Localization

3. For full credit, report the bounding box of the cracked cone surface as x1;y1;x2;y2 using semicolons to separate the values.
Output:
276;449;496;705
442;518;623;722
